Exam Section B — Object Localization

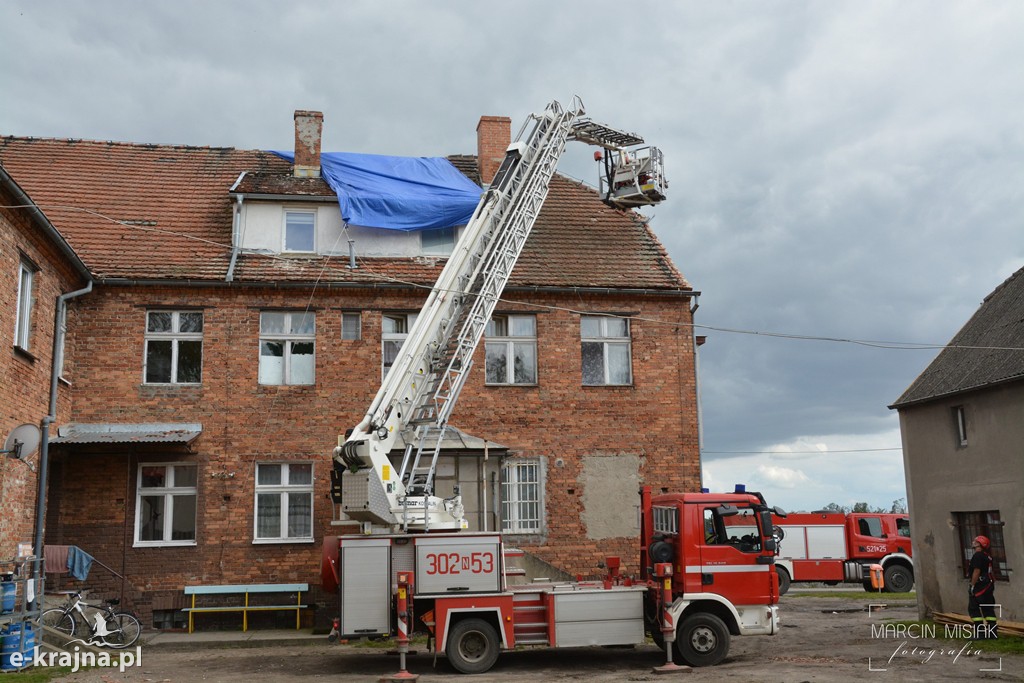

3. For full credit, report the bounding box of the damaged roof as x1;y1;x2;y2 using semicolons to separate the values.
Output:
891;265;1024;408
0;136;689;291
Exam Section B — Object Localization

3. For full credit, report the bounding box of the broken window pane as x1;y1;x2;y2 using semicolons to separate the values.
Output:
581;342;604;385
513;342;536;384
146;340;173;383
485;342;508;384
177;340;202;383
139;495;165;541
147;311;172;333
179;312;203;333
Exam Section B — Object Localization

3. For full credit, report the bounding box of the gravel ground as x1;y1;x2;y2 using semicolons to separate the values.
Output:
48;594;1021;682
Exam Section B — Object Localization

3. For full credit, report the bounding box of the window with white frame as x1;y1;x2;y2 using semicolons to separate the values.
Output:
259;311;315;385
421;226;456;255
145;311;203;384
14;260;35;351
382;313;417;379
135;464;197;546
485;314;537;385
501;459;542;534
254;463;314;542
283;210;316;253
580;315;632;386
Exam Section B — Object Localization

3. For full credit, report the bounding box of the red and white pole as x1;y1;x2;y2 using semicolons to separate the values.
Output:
652;562;690;674
380;571;419;682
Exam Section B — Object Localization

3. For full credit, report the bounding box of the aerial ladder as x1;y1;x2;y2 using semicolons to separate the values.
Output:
332;97;667;532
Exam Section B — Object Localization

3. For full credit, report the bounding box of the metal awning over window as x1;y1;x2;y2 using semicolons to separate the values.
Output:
52;423;202;445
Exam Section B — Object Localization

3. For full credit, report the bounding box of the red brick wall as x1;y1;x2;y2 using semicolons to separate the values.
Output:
0;186;81;560
51;282;699;625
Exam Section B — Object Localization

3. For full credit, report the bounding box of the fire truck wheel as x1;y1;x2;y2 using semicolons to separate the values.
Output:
674;613;730;667
883;565;913;593
446;618;500;674
776;567;791;595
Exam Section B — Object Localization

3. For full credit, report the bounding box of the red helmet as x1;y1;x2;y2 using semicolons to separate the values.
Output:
973;535;990;550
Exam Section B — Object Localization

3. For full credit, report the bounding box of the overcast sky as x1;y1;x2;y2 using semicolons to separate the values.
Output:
3;1;1022;512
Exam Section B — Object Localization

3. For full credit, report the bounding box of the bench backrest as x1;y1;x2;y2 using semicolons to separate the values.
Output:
184;583;308;595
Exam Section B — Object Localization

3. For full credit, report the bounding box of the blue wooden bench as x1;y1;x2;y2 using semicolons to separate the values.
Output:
182;583;309;633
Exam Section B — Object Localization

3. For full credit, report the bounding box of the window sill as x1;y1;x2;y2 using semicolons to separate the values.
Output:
252;538;315;545
12;345;37;363
485;383;539;388
132;541;198;549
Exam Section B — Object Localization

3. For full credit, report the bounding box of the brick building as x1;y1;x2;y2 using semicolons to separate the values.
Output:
0;165;90;561
0;109;699;629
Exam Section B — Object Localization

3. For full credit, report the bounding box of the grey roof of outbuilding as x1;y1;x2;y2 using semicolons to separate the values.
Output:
52;423;203;444
890;265;1024;408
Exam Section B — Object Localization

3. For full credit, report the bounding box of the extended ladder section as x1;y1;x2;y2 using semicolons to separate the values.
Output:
333;98;667;531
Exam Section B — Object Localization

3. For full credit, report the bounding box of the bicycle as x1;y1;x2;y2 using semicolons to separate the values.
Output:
38;590;142;648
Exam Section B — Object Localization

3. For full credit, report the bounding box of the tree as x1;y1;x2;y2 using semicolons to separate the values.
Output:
889;497;907;514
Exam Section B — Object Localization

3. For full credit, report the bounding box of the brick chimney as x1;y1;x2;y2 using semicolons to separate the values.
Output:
293;110;323;178
476;115;511;185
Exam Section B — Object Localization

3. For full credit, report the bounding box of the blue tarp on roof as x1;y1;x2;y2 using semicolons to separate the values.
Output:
271;151;482;231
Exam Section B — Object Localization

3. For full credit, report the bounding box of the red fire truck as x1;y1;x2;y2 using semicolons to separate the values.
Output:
323;100;781;674
322;485;783;673
770;512;913;594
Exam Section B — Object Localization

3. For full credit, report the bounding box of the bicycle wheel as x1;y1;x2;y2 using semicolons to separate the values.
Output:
105;612;142;648
40;608;77;638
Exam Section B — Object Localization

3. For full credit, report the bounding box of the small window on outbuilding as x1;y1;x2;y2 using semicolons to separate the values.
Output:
953;405;967;446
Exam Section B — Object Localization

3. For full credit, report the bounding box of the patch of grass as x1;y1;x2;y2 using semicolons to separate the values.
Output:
787;591;916;600
0;666;74;682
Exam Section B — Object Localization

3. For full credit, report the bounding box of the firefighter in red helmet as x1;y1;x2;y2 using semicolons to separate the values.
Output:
968;535;998;639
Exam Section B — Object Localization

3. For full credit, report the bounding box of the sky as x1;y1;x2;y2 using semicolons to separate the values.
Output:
3;1;1022;513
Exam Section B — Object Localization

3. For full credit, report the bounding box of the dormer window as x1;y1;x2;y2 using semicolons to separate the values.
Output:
421;226;456;256
284;210;316;253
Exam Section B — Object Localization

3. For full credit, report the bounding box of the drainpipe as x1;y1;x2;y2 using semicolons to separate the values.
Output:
226;172;246;282
32;280;93;598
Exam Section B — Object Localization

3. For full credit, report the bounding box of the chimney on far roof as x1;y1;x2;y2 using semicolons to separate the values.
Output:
293;110;323;178
476;115;511;185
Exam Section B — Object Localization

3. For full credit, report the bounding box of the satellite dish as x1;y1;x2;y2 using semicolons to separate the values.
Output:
3;423;41;460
